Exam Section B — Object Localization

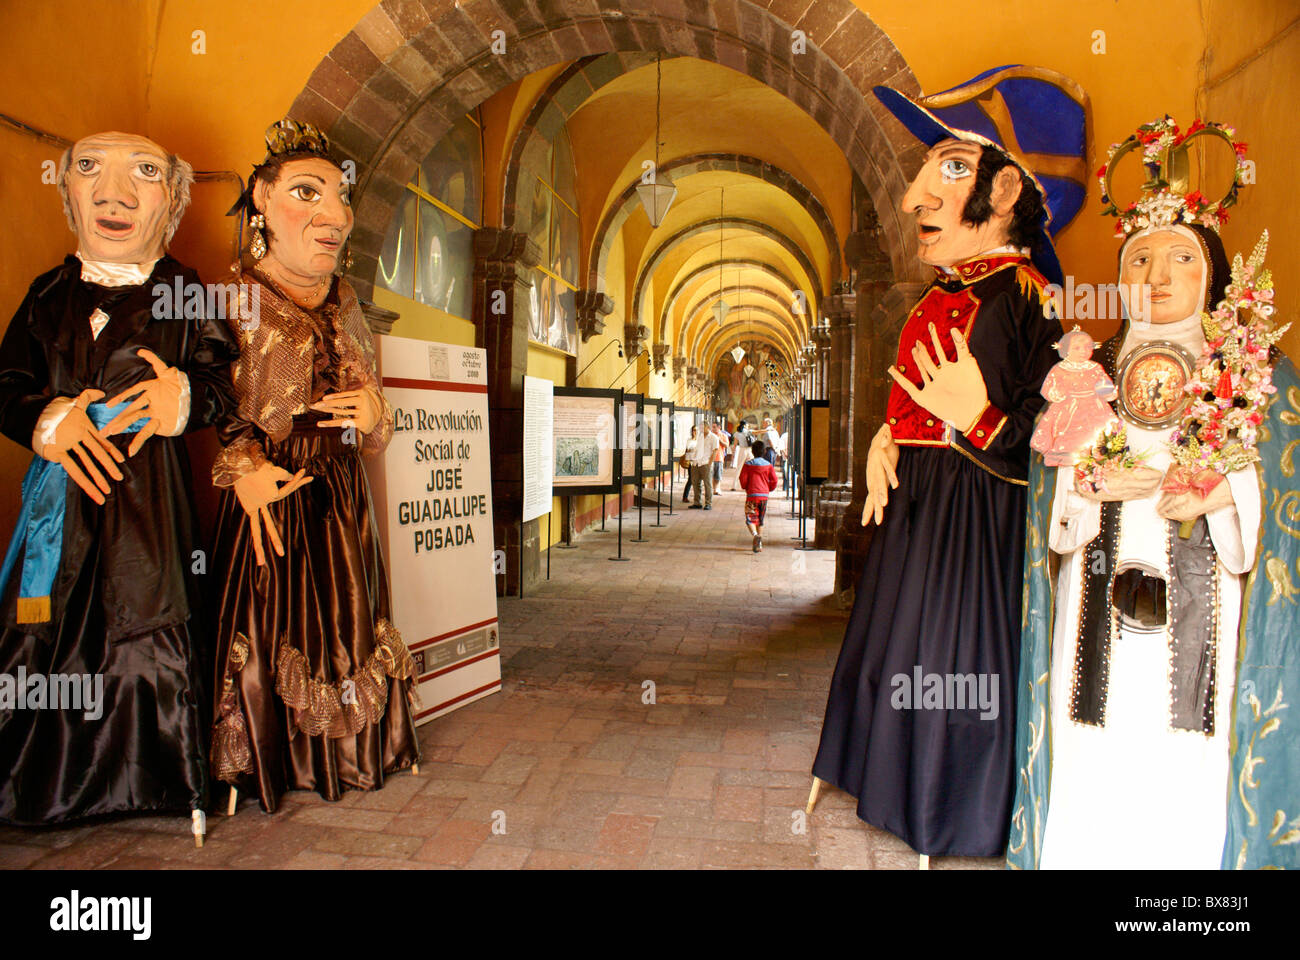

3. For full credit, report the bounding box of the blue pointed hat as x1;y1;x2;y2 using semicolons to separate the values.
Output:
874;65;1091;288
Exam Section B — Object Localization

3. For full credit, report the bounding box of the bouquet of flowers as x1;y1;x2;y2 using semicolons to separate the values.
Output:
1166;231;1288;494
1074;419;1147;494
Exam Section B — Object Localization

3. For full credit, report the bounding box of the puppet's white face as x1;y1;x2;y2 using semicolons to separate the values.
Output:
1120;228;1206;325
1067;337;1091;362
255;157;353;282
67;132;172;263
900;139;1020;268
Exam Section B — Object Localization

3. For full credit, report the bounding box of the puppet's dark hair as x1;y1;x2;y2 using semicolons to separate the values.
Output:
960;144;1046;251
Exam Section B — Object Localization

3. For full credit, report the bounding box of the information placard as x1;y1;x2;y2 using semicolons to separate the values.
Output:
802;398;830;484
658;402;674;471
621;393;642;482
672;406;696;457
370;336;501;724
522;376;554;523
553;387;622;495
640;398;661;477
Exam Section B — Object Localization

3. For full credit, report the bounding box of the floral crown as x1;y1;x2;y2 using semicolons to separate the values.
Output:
1097;116;1249;238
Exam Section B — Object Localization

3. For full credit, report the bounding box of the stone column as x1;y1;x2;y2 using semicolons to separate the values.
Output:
817;322;832;400
834;279;926;595
473;227;541;597
813;293;855;549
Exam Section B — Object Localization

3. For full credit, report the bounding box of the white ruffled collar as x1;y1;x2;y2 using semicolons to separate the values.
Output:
76;251;159;288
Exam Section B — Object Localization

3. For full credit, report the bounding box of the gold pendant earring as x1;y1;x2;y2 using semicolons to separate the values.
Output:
249;214;267;260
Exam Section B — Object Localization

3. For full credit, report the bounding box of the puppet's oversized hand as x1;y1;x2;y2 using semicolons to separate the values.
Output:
233;462;313;567
1075;464;1164;502
102;348;187;456
1157;477;1234;522
862;423;900;527
888;325;988;432
311;386;382;435
40;388;125;505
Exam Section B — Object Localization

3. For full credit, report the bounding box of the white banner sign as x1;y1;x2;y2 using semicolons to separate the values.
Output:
369;336;501;724
522;376;554;523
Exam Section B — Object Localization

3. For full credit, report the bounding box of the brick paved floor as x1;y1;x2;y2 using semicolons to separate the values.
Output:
0;476;1000;870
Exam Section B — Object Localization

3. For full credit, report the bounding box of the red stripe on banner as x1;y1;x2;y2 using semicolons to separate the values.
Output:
382;376;488;393
416;680;502;719
409;617;499;652
418;647;500;683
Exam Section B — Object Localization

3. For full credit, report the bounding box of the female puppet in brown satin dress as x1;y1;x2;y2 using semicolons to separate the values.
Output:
209;119;420;814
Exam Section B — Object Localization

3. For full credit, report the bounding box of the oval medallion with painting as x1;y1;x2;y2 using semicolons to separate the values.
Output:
1115;340;1195;429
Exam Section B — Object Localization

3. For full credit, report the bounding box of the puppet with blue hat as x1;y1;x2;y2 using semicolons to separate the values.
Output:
808;66;1086;859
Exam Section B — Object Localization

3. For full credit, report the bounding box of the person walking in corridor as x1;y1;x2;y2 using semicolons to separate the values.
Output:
738;440;779;552
680;424;697;504
687;420;718;509
711;421;727;494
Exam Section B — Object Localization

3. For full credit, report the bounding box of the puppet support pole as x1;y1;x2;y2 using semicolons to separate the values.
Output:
805;776;823;814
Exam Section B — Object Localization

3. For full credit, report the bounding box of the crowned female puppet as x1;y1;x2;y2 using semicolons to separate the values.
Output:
1008;117;1300;870
807;67;1083;860
0;132;241;844
209;120;420;816
1030;327;1118;465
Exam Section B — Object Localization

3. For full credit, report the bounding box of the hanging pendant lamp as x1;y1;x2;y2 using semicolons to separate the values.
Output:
636;54;677;227
712;187;730;325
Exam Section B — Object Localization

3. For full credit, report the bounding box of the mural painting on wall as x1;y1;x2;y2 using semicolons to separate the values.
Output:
712;340;787;427
527;275;576;356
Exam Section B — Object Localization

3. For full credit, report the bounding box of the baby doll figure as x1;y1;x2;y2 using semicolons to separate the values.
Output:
1030;326;1118;466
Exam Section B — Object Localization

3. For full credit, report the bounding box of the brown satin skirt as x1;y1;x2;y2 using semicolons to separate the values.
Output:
209;412;420;813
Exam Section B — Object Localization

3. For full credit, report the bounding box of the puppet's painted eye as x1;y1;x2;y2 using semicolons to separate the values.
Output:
137;162;161;179
75;157;98;174
939;159;971;182
290;184;320;202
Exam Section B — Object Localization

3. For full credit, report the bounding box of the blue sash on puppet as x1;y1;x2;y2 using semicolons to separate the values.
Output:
0;400;145;624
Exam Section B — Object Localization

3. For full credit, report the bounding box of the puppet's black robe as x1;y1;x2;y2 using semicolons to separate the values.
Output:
813;254;1061;856
0;255;239;825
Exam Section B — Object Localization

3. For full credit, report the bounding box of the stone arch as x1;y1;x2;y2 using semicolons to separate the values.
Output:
631;216;820;340
692;306;798;367
288;0;923;300
588;152;843;297
663;258;802;330
499;51;666;231
682;291;801;360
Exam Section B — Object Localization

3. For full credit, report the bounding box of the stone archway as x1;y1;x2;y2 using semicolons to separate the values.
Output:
663;259;803;335
289;0;924;299
631;216;821;342
589;152;844;303
289;0;926;594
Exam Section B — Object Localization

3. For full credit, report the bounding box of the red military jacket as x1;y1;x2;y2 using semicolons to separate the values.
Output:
886;252;1061;484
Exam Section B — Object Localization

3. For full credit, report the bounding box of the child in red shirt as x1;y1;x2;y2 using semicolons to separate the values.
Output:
738;440;779;552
